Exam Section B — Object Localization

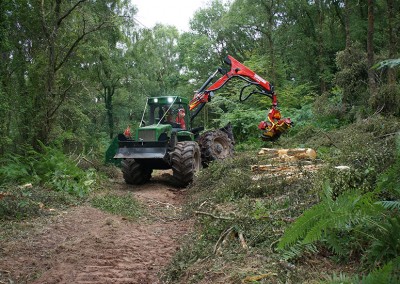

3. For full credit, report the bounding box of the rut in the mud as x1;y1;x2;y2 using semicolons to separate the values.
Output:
0;173;191;284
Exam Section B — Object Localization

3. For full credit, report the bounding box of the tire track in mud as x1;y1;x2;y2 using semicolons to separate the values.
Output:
0;172;191;284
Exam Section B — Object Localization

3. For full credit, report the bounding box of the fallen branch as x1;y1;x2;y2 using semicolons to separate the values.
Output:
376;131;399;139
82;156;95;166
0;192;12;200
194;211;234;221
318;130;340;149
214;226;235;254
238;231;248;250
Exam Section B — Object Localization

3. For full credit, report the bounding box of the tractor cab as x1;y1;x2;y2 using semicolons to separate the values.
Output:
143;96;190;131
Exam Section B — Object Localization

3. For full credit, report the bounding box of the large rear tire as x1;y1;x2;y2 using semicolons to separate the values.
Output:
198;130;234;166
171;141;201;187
121;159;152;185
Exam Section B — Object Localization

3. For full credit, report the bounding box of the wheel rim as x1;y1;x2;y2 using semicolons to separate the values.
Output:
212;137;229;158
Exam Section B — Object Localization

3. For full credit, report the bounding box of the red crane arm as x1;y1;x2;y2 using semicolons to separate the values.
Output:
189;55;277;111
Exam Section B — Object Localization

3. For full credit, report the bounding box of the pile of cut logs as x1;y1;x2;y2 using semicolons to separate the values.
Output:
251;148;322;180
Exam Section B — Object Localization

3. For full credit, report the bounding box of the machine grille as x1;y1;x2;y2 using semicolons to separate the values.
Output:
137;129;156;141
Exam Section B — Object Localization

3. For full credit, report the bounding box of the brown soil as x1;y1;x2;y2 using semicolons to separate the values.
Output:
0;171;191;284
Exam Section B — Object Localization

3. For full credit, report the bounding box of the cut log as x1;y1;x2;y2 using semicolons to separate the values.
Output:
258;148;317;161
251;164;323;181
251;164;322;172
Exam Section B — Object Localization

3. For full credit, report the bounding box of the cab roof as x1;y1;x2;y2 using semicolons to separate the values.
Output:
147;96;189;105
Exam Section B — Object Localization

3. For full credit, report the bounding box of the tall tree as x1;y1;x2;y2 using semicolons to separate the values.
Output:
0;0;132;151
367;0;377;100
386;0;398;85
36;0;121;145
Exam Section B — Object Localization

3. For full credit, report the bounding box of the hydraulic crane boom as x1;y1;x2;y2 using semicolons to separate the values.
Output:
189;55;292;141
190;55;276;113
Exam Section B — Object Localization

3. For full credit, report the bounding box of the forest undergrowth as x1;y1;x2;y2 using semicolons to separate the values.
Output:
0;115;399;283
162;115;400;284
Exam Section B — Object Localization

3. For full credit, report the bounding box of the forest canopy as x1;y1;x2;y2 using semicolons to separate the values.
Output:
1;0;398;155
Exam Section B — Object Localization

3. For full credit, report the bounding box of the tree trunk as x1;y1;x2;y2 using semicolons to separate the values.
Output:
260;0;277;83
344;0;351;49
104;86;115;139
367;0;377;99
387;0;397;85
315;0;327;93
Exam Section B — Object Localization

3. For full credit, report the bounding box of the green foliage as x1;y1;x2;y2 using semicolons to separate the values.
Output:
0;143;97;220
312;88;346;121
334;44;368;113
325;257;400;284
366;216;400;266
277;184;380;250
0;144;96;197
279;83;316;109
279;126;400;281
375;134;400;198
0;154;34;185
280;242;318;261
362;257;400;284
285;116;399;197
370;84;400;116
219;110;266;143
90;193;142;220
164;149;318;282
373;58;400;69
34;143;95;197
0;184;82;221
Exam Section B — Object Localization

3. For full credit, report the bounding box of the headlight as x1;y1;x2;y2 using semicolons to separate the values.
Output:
167;97;173;103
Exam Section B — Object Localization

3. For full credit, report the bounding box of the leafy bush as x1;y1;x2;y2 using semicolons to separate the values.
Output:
370;83;400;116
0;144;98;220
375;134;400;199
279;82;316;109
33;143;96;197
0;184;82;220
0;154;35;185
335;43;368;113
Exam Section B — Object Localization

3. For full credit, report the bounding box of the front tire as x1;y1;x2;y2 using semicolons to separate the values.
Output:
121;159;152;185
171;141;201;187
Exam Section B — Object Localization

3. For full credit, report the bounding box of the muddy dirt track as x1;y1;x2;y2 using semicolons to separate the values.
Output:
0;172;191;284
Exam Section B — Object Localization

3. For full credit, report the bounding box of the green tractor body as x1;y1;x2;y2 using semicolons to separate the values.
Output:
111;96;233;187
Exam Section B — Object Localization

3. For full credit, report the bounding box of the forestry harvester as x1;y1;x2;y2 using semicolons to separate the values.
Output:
109;55;292;187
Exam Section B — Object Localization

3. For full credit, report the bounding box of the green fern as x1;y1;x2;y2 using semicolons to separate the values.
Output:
376;187;400;211
360;256;400;284
378;200;400;210
278;183;380;250
280;241;318;260
324;257;400;284
366;216;400;266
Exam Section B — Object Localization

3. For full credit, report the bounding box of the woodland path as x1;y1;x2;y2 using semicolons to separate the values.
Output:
0;171;191;284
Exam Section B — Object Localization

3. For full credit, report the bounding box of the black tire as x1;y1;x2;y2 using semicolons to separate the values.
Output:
198;130;234;166
171;141;201;187
121;159;152;185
